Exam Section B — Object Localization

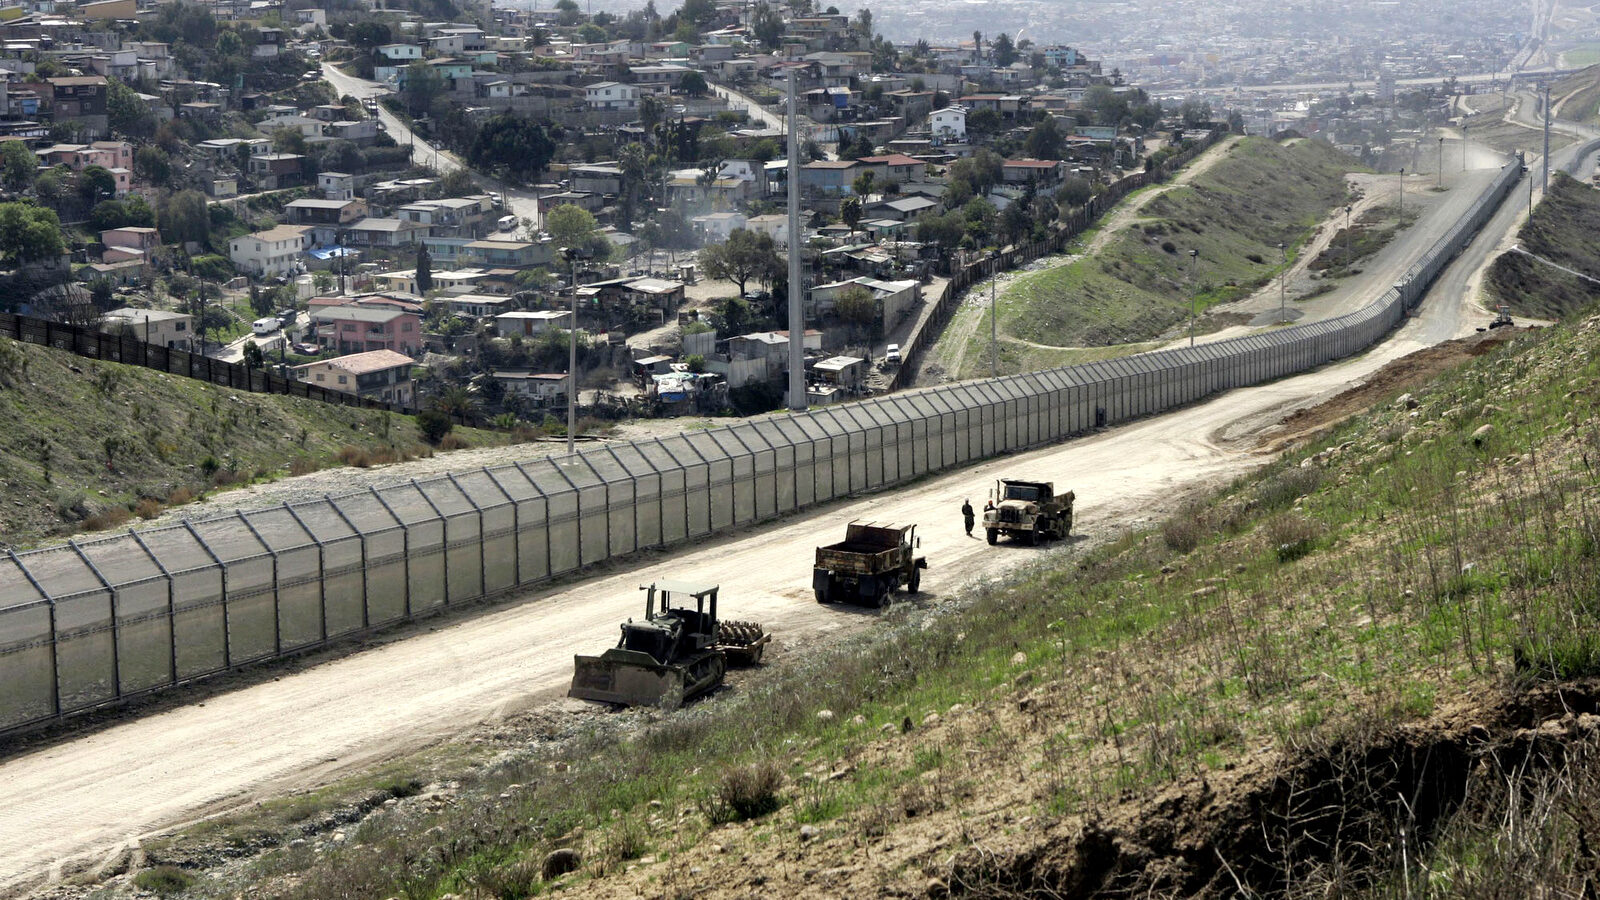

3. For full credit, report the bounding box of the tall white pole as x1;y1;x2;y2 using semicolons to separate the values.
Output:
989;260;997;378
1543;82;1551;196
567;250;577;456
786;69;805;410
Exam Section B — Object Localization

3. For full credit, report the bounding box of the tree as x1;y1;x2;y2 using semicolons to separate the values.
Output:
546;204;609;259
402;61;447;116
88;278;113;312
272;127;307;156
0;140;35;192
345;20;391;52
416;244;433;293
106;79;154;139
679;70;708;97
133;146;171;187
1179;99;1213;128
699;228;781;297
751;1;784;48
832;285;876;341
1024;116;1064;160
159;190;211;247
0;203;64;265
416;409;454;443
992;33;1016;67
914;210;963;249
242;340;264;369
76;166;116;204
467;114;555;184
1084;84;1129;127
840;196;862;239
966;107;1002;134
90;198;155;231
851;170;876;198
962;197;997;244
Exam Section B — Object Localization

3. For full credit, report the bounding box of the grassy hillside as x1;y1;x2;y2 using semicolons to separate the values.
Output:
114;298;1600;897
1485;171;1600;319
1001;137;1360;349
0;338;501;547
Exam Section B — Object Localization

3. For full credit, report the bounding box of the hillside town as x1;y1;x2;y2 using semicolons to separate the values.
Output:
0;0;1198;428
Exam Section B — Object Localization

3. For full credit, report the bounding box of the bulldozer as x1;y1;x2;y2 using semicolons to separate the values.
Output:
983;479;1074;545
569;581;769;709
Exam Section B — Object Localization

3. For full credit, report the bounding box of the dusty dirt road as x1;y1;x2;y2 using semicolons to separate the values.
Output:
0;156;1563;898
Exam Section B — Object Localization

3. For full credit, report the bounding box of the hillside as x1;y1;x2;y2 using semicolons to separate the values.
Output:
79;288;1600;897
0;339;502;548
1000;137;1360;351
1485;171;1600;318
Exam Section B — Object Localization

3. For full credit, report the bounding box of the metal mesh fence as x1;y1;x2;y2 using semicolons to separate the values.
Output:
0;156;1524;735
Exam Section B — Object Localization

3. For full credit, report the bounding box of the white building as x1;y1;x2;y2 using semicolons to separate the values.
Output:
495;309;572;337
229;224;312;277
930;105;967;141
584;81;639;110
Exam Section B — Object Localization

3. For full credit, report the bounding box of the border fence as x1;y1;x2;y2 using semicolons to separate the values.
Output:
0;152;1524;736
0;313;420;416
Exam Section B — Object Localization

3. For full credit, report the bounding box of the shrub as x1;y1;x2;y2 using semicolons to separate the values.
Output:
1266;513;1322;563
1161;510;1204;553
83;506;133;531
437;434;470;451
1254;466;1323;511
416;409;453;444
134;498;164;520
166;486;196;506
132;866;193;895
706;760;784;823
338;445;372;467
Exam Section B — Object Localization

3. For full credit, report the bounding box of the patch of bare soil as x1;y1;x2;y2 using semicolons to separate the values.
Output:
1260;327;1522;452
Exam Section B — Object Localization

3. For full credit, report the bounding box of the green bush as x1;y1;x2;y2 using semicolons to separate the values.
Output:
416;409;453;444
705;761;783;823
133;865;194;895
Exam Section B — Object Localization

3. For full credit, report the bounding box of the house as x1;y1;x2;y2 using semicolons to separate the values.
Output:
249;153;307;190
445;293;516;318
253;28;285;58
284;198;368;245
229;225;312;277
293;349;416;405
576;276;684;320
811;354;866;387
929;105;966;141
626;64;692;95
569;164;623;195
343;217;430;248
493;371;570;404
310;305;422;355
494;309;571;337
461;239;550;268
692;211;747;241
100;306;192;349
583;81;639;110
1001;158;1065;186
377;43;422;62
326;120;379;144
319;171;354;200
856;154;925;185
871;195;939;221
100;226;160;255
809;276;919;331
745;213;792;245
800;159;862;196
47;76;107;136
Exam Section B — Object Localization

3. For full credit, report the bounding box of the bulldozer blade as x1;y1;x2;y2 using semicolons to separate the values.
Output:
569;653;689;708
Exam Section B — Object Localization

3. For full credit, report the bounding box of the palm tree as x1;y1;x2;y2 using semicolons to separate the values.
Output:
429;385;482;422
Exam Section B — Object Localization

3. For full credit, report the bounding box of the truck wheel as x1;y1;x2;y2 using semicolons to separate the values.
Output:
908;567;921;594
986;528;998;545
815;589;830;604
1024;528;1037;546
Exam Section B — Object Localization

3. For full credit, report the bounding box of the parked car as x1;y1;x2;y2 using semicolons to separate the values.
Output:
885;343;901;365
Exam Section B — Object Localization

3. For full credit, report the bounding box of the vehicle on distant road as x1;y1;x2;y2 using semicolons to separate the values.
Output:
251;317;280;337
885;343;901;365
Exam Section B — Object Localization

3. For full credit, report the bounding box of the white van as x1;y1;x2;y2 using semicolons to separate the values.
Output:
251;317;280;336
497;215;519;232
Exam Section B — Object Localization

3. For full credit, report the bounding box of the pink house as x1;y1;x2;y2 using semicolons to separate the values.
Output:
100;226;161;263
308;304;422;356
36;140;135;196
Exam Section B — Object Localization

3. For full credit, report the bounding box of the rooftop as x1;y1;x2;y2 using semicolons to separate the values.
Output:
299;349;414;375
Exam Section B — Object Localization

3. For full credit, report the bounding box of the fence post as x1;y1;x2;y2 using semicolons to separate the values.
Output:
370;487;410;618
323;496;369;630
445;473;486;600
9;550;58;716
235;511;282;655
410;479;451;603
280;504;326;644
67;539;120;701
181;520;230;668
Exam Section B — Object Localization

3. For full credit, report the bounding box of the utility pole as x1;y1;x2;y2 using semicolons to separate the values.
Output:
1188;249;1198;347
1462;123;1468;171
563;246;578;456
785;68;804;411
1278;242;1287;324
1437;136;1444;188
1542;81;1551;196
989;258;997;378
1398;167;1404;214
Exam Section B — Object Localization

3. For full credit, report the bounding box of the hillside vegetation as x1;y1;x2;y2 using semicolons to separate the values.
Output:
118;298;1600;896
0;339;500;547
999;137;1360;350
1485;171;1600;318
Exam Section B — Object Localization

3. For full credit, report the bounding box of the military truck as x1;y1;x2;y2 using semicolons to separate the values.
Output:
814;521;927;607
569;581;769;709
983;479;1074;545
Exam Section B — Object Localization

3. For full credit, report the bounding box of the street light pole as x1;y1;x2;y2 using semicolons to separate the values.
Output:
1398;167;1404;214
562;246;578;456
1462;123;1468;171
1188;249;1198;347
1437;136;1444;189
